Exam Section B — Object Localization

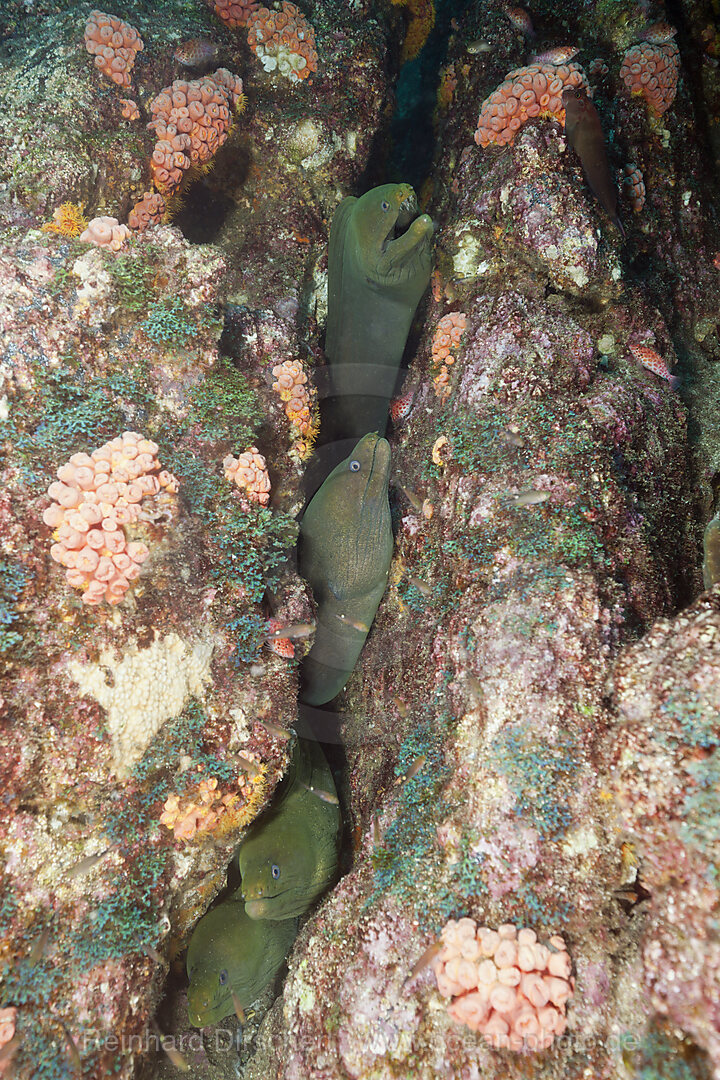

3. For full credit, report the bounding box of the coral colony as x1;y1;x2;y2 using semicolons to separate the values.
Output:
2;0;720;1077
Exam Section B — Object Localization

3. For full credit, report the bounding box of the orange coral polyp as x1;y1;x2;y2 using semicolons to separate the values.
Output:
475;62;589;147
147;69;244;195
245;2;318;83
619;41;679;115
84;10;143;88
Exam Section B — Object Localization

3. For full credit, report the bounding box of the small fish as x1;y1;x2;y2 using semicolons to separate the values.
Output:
389;391;414;423
29;921;53;964
396;754;426;784
334;613;370;633
465;673;483;703
400;485;423;512
532;44;580;64
504;5;535;39
512;489;550;507
58;1020;82;1072
298;780;340;805
408;575;431;597
372;811;383;846
238;754;261;778
140;943;165;966
562;86;625;238
502;428;525;448
393;696;409;718
629;344;680;388
173;37;220;70
466;38;492;54
257;717;293;739
266;622;315;641
230;989;246;1025
637;21;676;44
67;848;109;879
403;941;443;988
151;1022;190;1073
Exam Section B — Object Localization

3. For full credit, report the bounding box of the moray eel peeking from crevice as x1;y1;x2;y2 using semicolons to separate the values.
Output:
325;183;433;440
562;87;625;239
186;898;296;1027
238;738;341;919
298;432;393;706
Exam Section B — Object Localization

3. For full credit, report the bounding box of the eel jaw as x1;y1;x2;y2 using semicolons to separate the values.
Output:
382;190;420;250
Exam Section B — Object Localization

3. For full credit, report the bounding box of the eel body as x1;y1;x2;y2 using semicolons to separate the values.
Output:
238;738;341;920
186;898;296;1026
703;515;720;589
299;432;393;706
325;183;433;438
562;87;625;238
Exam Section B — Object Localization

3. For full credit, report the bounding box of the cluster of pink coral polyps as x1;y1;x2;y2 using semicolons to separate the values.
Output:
246;2;318;83
79;216;131;250
271;359;316;437
147;69;245;195
0;1006;17;1055
128;191;166;231
205;0;260;27
223;448;271;506
622;163;646;212
84;10;143;88
43;432;178;606
474;62;588;147
160;777;238;841
431;311;467;399
119;97;140;121
619;41;679;115
433;919;574;1051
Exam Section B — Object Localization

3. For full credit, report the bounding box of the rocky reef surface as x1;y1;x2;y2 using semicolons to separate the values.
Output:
1;0;720;1078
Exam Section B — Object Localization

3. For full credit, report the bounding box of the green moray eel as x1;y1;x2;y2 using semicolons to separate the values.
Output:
186;898;296;1026
326;183;433;438
238;738;341;919
298;432;393;706
703;515;720;589
562;87;625;238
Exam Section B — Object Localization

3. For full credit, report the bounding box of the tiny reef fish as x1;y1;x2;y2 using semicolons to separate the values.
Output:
629;344;680;388
408;575;431;597
333;612;371;634
238;754;261;777
173;37;220;69
151;1021;190;1072
638;21;676;43
28;921;53;964
298;779;340;805
266;622;316;641
393;696;409;718
396;754;426;784
466;38;493;54
67;848;110;879
400;485;423;512
512;489;550;507
403;941;443;988
58;1020;82;1072
532;45;580;64
257;718;293;740
230;989;246;1024
501;428;525;448
504;5;535;39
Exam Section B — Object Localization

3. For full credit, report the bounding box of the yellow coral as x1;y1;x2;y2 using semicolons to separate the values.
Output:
42;203;89;238
160;761;266;842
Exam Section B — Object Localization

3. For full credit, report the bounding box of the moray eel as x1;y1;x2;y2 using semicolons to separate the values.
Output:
326;183;433;439
299;432;393;706
562;87;625;238
703;515;720;589
186;898;296;1026
238;738;341;920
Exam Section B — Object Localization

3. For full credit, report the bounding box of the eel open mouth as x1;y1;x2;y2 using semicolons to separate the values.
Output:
394;190;419;235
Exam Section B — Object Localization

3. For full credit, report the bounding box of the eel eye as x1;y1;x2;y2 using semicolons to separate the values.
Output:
219;969;228;985
381;200;390;211
271;864;280;879
349;460;361;472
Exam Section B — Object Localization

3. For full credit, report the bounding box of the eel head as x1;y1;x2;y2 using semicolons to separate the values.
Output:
352;183;434;288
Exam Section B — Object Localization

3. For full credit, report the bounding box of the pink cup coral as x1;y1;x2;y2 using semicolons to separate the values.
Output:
146;69;245;194
271;359;318;457
79;216;131;251
431;311;467;399
128;191;166;231
224;448;271;506
205;0;260;27
622;163;646;212
475;62;588;148
84;10;143;88
433;919;574;1051
43;432;178;606
619;41;679;115
246;1;318;83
